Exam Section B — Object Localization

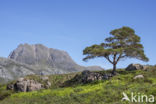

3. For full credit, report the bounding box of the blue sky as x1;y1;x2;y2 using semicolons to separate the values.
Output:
0;0;156;69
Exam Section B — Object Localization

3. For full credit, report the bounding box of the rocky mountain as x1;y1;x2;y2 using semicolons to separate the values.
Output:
8;44;82;74
0;44;103;83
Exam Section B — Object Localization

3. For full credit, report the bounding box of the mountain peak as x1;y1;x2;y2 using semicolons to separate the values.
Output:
8;43;77;70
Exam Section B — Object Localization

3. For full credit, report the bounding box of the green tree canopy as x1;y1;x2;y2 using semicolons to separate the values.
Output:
83;26;149;74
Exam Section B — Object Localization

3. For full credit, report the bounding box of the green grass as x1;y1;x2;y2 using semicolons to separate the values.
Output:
0;67;156;104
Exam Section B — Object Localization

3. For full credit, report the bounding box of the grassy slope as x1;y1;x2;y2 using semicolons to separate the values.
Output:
0;67;156;104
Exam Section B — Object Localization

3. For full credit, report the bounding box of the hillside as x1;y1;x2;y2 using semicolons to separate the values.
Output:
0;66;156;104
0;57;35;83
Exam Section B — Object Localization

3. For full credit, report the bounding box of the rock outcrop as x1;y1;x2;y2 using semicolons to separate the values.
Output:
7;77;51;92
15;78;42;92
125;64;149;71
65;70;113;85
81;70;103;83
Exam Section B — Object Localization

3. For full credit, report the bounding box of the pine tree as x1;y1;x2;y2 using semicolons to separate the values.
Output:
83;26;149;74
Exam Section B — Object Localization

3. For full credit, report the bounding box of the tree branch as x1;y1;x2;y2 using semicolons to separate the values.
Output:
105;56;113;64
115;53;122;64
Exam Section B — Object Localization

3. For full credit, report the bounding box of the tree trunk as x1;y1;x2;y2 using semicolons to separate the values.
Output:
112;64;116;75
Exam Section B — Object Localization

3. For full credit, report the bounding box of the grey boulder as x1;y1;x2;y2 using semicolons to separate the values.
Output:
125;64;149;71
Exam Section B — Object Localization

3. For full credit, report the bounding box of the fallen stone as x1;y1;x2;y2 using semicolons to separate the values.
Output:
133;75;144;80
